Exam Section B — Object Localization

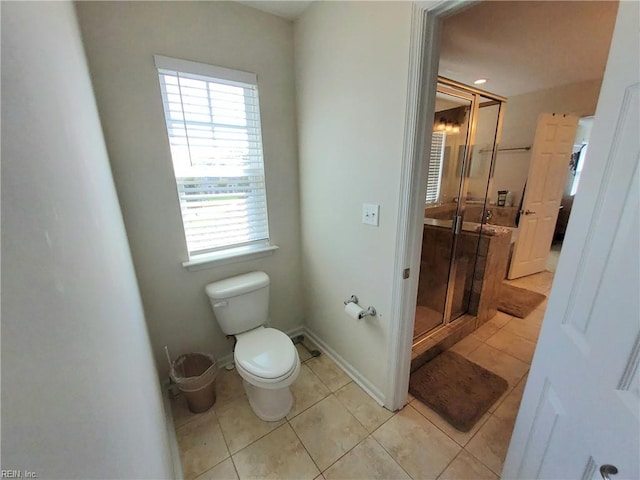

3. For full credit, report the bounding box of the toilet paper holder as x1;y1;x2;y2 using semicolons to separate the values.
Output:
359;306;377;319
344;294;377;319
344;295;359;305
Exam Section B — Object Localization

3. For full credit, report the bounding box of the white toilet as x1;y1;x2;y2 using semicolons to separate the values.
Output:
205;271;300;421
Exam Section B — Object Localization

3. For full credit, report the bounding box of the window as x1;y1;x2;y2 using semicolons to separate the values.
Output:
426;131;446;203
570;143;587;196
155;55;270;259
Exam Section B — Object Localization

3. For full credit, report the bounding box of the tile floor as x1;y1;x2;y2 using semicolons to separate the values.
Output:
171;270;554;480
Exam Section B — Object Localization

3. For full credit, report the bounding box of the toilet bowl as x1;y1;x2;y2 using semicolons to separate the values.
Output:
234;326;300;420
205;272;300;421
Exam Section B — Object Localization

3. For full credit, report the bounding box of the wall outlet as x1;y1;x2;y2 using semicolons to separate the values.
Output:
362;203;380;226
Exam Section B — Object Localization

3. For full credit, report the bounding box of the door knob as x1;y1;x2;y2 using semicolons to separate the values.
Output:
600;464;618;479
522;209;536;215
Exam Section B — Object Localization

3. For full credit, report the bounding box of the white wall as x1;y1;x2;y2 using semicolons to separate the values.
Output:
574;116;594;145
492;78;602;203
295;1;413;397
74;1;303;376
1;2;173;477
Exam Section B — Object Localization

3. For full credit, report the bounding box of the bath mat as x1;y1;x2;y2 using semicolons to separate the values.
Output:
409;351;508;432
498;283;546;318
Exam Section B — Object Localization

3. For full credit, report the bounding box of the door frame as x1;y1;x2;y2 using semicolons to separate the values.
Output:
385;0;476;410
385;0;622;419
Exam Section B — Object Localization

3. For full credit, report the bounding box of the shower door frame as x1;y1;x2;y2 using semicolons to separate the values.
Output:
413;77;506;348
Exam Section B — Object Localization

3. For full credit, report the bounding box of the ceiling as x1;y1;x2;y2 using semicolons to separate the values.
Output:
235;1;617;98
237;1;312;20
435;92;469;112
439;1;619;97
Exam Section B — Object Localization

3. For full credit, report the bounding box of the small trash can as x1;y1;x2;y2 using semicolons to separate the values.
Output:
170;352;218;413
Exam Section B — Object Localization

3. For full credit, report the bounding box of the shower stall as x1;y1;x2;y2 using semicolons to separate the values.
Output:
413;77;506;344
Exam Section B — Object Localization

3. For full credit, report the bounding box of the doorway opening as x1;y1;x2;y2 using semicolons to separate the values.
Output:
390;0;620;473
387;0;619;418
547;116;594;271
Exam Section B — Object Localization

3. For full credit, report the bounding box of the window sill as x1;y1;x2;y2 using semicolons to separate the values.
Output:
181;244;279;271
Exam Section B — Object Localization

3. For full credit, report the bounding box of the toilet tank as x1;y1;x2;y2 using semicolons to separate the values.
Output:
205;271;270;335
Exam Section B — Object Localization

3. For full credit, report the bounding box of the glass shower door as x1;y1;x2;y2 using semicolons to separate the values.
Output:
414;80;505;342
448;94;503;323
414;87;473;338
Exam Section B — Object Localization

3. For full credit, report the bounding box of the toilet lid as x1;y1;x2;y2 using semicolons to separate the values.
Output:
235;328;296;379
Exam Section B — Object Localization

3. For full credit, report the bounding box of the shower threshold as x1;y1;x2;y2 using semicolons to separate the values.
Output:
411;314;477;372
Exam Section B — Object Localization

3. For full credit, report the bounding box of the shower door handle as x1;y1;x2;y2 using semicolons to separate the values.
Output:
451;215;462;235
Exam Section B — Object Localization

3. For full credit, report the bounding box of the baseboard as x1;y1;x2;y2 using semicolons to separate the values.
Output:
301;327;386;407
286;325;306;339
161;380;184;480
216;352;235;369
212;325;385;407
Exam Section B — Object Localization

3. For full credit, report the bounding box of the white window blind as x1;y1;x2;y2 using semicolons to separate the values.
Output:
426;131;446;203
155;56;269;258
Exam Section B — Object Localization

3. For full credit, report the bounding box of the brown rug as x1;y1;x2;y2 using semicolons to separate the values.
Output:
409;351;508;432
498;283;546;318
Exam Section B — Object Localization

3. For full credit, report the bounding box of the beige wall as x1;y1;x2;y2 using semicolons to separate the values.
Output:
295;1;413;397
75;1;303;376
1;2;173;476
492;78;602;203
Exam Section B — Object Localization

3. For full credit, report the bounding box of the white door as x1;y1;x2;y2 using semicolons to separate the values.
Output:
508;113;578;279
502;2;640;479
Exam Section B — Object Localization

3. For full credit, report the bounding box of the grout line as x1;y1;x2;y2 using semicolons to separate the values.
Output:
490;385;516;413
413;397;492;449
463;443;504;478
315;392;368;473
228;455;241;480
224;418;287;458
451;335;484;357
331;387;374;435
226;356;357;476
170;395;202;430
180;411;233;480
371;434;414;480
319;433;366;475
212;377;287;458
213;410;233;460
194;455;241;480
435;447;465;480
286;416;324;475
288;391;397;477
285;364;335;421
185;303;544;480
286;389;331;422
371;405;399;434
305;357;352;395
369;420;418;479
474;341;532;368
466;413;493;444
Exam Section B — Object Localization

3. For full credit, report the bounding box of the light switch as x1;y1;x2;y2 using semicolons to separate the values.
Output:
362;203;380;226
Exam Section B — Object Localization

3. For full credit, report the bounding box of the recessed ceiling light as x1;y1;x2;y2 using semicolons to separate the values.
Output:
474;78;488;85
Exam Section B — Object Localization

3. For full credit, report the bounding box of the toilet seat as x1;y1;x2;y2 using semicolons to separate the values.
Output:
236;357;299;390
234;327;299;388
